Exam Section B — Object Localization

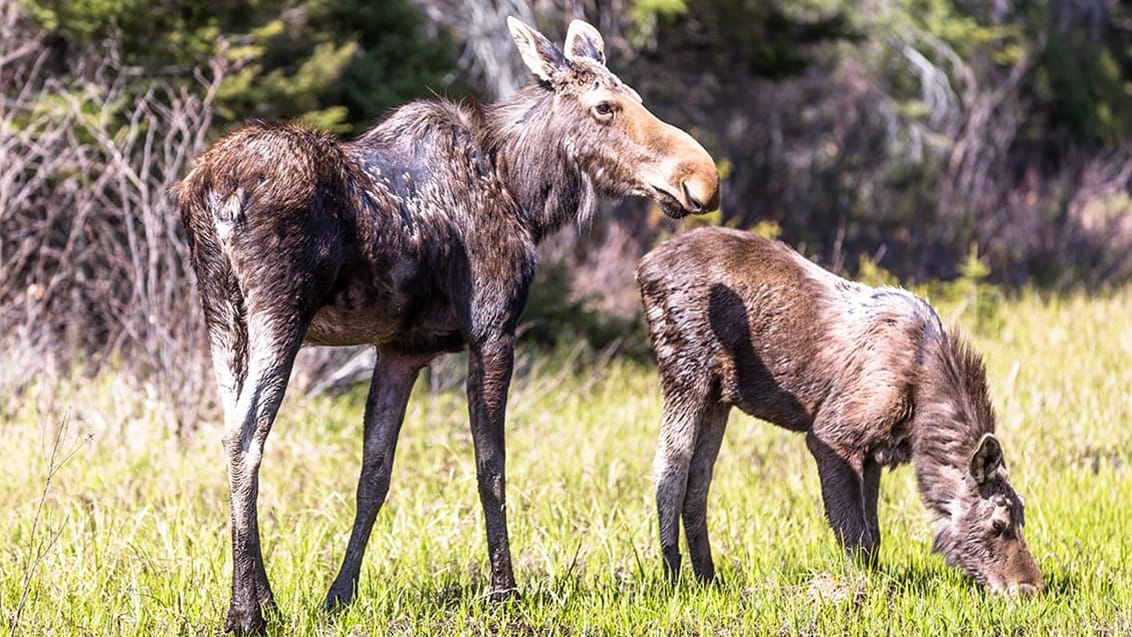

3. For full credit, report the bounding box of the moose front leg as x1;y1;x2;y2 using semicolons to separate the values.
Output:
861;457;882;561
467;334;518;599
805;432;879;566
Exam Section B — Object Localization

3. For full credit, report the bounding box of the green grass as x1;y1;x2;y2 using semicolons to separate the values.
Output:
3;289;1131;635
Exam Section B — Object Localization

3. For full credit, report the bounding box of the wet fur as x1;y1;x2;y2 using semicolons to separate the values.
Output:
638;227;1042;592
178;19;718;634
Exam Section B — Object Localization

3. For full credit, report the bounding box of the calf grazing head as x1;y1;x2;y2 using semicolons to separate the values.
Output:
932;433;1044;595
507;18;720;218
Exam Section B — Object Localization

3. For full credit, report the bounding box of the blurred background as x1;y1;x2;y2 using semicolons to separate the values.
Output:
2;0;1129;429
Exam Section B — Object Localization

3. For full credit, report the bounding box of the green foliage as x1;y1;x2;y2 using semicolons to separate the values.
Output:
1034;25;1132;145
26;1;259;70
628;0;687;25
863;0;1026;115
639;0;853;78
213;0;458;131
749;219;783;240
855;254;902;288
323;1;459;128
873;0;1132;146
680;208;724;231
928;243;1004;333
24;0;458;132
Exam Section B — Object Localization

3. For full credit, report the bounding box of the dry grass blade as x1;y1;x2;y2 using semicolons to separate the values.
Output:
9;409;89;637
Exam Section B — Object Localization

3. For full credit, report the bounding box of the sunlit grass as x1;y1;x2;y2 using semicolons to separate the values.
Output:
3;289;1130;635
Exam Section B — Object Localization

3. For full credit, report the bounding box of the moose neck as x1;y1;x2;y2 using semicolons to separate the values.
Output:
909;333;997;519
484;85;597;243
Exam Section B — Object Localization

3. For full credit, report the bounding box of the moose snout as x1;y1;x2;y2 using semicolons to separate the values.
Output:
682;175;720;214
987;551;1044;597
988;575;1044;597
681;141;721;214
655;120;720;216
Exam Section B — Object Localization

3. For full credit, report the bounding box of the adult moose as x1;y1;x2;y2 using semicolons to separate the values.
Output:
638;227;1042;595
178;17;718;633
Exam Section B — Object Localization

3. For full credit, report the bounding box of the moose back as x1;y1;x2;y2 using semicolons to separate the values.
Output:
638;226;1042;594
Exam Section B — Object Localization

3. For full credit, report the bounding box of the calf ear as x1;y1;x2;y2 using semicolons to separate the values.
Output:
508;17;569;83
564;19;606;65
969;433;1005;484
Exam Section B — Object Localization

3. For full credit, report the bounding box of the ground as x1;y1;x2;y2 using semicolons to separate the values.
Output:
3;289;1130;635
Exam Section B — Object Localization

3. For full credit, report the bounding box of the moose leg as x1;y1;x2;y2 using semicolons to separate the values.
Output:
654;394;709;581
325;351;424;609
222;315;308;634
682;401;729;582
467;334;518;599
804;432;877;565
862;457;882;560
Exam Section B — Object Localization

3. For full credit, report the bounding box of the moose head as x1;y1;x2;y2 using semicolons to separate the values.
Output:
933;433;1044;595
507;18;720;219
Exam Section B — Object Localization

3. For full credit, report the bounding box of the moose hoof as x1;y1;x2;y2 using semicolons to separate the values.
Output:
847;544;880;570
487;585;519;604
693;569;721;587
661;546;682;584
224;605;266;635
323;587;354;612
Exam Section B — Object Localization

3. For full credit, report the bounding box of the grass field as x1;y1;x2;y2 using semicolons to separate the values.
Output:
3;289;1131;636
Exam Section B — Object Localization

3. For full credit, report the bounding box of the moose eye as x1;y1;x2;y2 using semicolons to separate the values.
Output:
991;519;1007;535
593;101;614;120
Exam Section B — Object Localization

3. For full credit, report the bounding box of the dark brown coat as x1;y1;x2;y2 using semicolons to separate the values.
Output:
177;18;719;633
638;226;1042;594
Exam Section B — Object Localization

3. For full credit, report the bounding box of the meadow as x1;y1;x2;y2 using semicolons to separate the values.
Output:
3;289;1131;636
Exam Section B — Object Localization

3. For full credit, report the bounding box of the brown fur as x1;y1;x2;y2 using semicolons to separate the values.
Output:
177;18;719;634
638;226;1042;594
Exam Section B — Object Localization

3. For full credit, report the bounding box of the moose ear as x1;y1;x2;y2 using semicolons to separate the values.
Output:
564;19;605;65
969;433;1005;485
508;17;569;83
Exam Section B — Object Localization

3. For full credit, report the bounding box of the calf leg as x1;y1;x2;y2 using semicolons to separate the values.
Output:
682;401;729;582
467;334;518;599
325;351;424;609
862;457;882;563
221;315;308;634
654;392;711;581
804;432;878;565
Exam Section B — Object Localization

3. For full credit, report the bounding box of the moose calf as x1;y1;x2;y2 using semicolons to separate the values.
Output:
638;227;1043;594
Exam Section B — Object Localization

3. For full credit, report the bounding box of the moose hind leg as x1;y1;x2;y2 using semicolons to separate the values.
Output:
682;401;729;583
223;314;309;634
804;432;877;565
325;351;424;609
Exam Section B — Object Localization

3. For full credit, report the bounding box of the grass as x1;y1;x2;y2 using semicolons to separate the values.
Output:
3;288;1131;635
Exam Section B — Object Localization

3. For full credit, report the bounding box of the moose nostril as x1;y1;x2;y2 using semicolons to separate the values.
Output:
690;175;722;213
682;182;705;213
676;164;720;215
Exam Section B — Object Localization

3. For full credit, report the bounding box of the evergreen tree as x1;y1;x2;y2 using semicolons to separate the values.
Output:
25;0;458;131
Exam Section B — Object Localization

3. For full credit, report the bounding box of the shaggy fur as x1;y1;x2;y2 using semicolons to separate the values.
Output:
638;226;1042;594
177;18;718;634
